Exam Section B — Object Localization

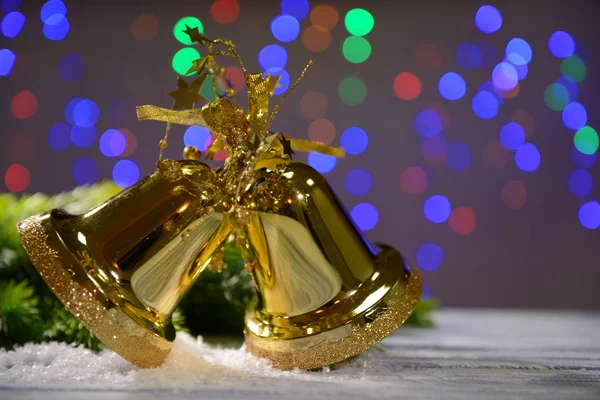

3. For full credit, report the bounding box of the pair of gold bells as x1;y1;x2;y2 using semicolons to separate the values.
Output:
16;33;422;370
17;147;422;370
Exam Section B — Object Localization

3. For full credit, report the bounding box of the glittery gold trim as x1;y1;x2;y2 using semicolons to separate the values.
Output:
17;215;171;368
245;269;423;371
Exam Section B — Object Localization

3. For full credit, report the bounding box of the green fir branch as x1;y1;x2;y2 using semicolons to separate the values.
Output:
0;280;43;348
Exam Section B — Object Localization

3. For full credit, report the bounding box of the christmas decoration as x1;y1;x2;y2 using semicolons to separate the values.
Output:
15;30;426;370
0;185;436;352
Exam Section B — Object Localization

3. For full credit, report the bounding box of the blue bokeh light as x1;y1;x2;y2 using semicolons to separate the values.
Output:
455;42;482;70
475;5;502;34
507;55;528;80
307;152;337;174
500;122;525;150
2;0;22;13
0;48;16;76
414;109;442;137
70;125;96;148
340;126;368;155
423;194;451;223
280;0;309;21
184;126;212;151
72;99;100;127
438;72;466;100
505;38;532;64
43;15;69;41
556;76;579;102
48;122;71;150
492;62;518;90
65;97;83;125
446;142;471;171
568;169;593;197
548;31;575;59
514;63;528;82
1;11;25;38
562;102;587;131
578;201;600;230
59;53;84;81
472;91;499;119
572;147;596;169
258;44;288;70
270;14;300;43
73;157;99;185
263;68;290;95
416;242;444;271
351;203;379;231
41;0;66;23
515;143;541;172
113;160;140;188
344;169;372;196
100;129;126;157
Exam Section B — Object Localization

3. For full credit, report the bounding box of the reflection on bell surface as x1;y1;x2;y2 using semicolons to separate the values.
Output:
240;161;423;370
17;157;231;368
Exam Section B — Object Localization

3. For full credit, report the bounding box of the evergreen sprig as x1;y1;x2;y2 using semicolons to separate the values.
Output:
0;280;41;348
0;182;437;351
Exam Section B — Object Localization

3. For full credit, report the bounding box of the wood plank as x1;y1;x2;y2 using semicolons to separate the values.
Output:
1;309;599;400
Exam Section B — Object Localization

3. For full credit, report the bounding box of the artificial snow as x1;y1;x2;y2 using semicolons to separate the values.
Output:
0;333;326;388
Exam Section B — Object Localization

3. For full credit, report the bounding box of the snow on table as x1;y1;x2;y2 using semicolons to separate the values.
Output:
1;309;599;400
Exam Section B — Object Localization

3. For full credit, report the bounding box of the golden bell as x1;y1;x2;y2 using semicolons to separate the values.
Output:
17;157;231;368
239;161;423;370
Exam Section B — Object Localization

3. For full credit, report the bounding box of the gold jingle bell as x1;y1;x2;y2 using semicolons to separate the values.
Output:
240;161;423;370
17;153;231;368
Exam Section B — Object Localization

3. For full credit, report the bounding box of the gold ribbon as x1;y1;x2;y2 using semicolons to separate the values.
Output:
246;73;272;128
136;100;345;157
136;106;208;128
284;138;345;157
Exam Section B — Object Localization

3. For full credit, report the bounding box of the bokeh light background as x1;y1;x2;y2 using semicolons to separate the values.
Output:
2;0;599;308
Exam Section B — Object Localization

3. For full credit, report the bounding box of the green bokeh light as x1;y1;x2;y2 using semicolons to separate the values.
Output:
338;76;367;105
543;83;569;111
344;8;374;36
174;16;204;45
574;126;599;155
172;47;201;76
342;36;371;64
561;55;586;83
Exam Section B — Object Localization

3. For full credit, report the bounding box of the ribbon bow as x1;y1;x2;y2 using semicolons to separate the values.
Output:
136;39;344;164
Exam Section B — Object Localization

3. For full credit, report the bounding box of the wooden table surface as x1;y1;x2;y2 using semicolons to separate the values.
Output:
1;309;599;400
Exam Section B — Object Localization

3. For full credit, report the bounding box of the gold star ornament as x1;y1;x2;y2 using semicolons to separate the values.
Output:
265;74;284;96
278;134;295;159
186;57;209;75
182;24;213;46
167;75;207;110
